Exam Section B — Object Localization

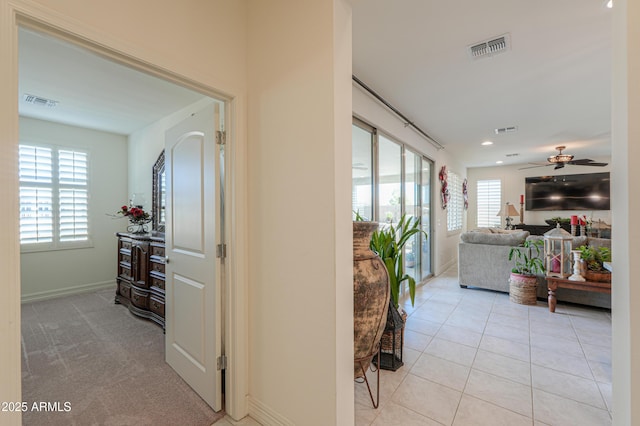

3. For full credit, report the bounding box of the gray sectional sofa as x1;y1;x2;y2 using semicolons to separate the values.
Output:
458;228;611;309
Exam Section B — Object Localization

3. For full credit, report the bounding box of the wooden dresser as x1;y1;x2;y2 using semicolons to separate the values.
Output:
115;232;166;329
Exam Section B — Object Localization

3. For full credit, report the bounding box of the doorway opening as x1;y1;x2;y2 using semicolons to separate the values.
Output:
18;23;231;421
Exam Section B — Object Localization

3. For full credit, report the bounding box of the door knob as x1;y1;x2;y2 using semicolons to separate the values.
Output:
165;256;170;264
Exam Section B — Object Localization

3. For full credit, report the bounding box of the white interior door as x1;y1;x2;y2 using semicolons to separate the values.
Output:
165;102;222;411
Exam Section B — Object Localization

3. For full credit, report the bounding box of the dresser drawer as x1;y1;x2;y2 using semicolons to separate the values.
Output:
150;261;165;275
149;296;165;318
130;288;149;309
150;275;165;291
151;244;165;257
118;263;132;281
119;253;131;264
118;281;131;300
120;239;132;251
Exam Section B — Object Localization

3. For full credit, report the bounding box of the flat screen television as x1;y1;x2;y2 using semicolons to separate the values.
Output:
525;172;610;211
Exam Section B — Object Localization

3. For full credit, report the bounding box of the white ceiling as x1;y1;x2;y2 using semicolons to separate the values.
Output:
19;2;612;168
18;28;207;136
352;0;612;168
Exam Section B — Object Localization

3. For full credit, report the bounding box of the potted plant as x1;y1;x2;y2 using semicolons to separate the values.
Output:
508;239;545;305
578;245;611;282
370;214;426;310
369;214;426;370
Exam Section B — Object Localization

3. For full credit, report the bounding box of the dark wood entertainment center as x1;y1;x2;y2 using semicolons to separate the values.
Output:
515;223;610;238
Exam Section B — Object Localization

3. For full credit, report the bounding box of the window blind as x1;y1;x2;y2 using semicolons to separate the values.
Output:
477;179;502;228
447;171;463;231
19;144;90;248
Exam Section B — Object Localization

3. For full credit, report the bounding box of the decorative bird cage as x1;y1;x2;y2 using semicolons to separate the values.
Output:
544;225;573;278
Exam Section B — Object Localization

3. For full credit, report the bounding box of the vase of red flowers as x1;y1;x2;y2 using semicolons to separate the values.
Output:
118;204;151;234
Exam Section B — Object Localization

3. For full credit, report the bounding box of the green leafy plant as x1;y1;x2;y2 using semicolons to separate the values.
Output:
353;210;366;221
509;239;546;276
370;214;427;309
578;245;611;271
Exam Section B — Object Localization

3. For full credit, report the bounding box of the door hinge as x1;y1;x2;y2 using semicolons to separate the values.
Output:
217;354;227;370
216;243;227;259
216;130;226;145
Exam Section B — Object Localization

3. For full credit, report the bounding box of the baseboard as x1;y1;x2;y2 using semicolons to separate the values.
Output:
248;397;294;426
21;280;116;303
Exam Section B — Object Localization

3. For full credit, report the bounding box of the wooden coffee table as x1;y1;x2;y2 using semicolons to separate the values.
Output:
546;277;612;312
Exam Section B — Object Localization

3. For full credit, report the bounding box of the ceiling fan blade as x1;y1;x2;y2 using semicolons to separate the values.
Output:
554;163;565;170
568;158;594;165
518;162;552;170
568;159;609;167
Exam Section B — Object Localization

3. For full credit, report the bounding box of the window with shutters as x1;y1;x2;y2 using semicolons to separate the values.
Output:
446;171;463;232
19;144;91;251
477;179;502;228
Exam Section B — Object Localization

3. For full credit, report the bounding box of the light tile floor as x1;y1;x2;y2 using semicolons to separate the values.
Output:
355;266;612;426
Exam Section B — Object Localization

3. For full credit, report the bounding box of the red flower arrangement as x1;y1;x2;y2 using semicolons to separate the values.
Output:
117;204;151;225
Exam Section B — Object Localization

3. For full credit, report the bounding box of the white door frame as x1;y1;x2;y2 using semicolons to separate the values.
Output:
3;3;249;420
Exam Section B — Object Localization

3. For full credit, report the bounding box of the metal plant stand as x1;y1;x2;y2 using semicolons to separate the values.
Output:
355;344;381;408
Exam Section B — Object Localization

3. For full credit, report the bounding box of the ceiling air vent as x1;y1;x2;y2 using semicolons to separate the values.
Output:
494;126;518;135
23;94;59;108
469;34;511;60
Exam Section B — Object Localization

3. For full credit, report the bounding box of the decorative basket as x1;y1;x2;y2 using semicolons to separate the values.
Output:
585;270;612;282
509;273;538;305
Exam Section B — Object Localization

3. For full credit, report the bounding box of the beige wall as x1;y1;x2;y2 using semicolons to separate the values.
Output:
246;1;353;424
19;117;128;301
352;85;466;275
0;0;249;423
612;0;639;424
2;0;356;425
466;160;612;230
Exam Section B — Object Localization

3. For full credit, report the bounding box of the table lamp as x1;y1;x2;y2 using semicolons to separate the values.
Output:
497;202;520;230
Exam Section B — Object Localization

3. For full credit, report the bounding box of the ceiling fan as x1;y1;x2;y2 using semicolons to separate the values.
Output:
520;146;608;170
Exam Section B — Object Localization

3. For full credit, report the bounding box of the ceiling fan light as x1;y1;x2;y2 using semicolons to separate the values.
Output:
548;154;574;163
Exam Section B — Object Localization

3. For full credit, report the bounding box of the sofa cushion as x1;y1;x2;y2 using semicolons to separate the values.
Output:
460;230;529;246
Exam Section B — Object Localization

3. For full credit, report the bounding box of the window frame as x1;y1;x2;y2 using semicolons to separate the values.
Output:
19;142;93;253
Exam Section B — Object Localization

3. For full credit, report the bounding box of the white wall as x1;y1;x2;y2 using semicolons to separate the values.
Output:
612;0;639;424
352;86;466;275
128;97;215;210
19;117;128;301
467;160;612;230
246;1;353;424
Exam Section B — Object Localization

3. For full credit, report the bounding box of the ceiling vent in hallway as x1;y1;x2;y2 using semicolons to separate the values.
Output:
23;93;59;108
494;126;518;135
468;34;511;60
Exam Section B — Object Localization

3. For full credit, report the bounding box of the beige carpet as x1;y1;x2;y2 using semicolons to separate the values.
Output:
21;287;225;426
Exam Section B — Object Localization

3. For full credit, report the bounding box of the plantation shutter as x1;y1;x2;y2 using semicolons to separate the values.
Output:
447;171;463;231
58;150;89;241
19;146;54;244
19;144;90;248
477;179;502;228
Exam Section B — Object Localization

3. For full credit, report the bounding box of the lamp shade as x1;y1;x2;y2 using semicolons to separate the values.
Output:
496;203;520;217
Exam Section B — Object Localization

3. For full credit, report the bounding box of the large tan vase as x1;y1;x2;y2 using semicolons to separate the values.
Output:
353;222;390;378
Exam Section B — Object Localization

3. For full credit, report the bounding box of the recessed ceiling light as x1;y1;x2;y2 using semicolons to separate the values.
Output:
606;0;613;8
496;160;504;164
481;141;493;146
